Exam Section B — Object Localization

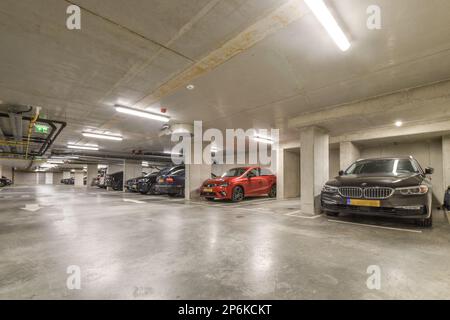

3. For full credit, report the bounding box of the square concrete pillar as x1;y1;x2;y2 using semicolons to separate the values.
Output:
339;141;360;171
63;171;71;179
185;163;211;200
45;172;53;185
443;136;450;191
74;170;84;187
300;127;329;215
86;164;98;187
123;160;143;191
276;147;284;200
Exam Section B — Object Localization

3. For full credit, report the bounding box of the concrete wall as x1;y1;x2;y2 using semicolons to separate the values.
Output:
329;147;340;179
283;149;300;198
13;172;38;185
360;139;444;203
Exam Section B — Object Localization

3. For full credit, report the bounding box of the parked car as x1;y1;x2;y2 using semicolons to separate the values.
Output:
138;166;184;195
125;176;142;192
154;168;186;197
61;177;74;185
106;171;124;191
321;156;434;227
444;186;450;210
200;167;277;202
0;176;12;187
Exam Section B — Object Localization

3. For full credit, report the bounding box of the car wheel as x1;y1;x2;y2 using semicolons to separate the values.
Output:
268;185;277;198
231;186;244;202
416;212;433;228
206;198;215;202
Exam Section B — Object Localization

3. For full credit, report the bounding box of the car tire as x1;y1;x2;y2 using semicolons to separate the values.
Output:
231;186;244;202
416;212;433;228
206;198;215;202
268;185;277;198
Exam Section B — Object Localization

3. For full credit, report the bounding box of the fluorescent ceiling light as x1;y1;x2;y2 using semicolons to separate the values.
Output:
304;0;351;51
67;144;99;151
115;105;170;122
254;136;274;145
395;121;403;127
82;132;123;141
47;160;64;164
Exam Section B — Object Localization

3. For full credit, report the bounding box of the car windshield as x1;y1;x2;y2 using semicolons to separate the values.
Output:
345;159;419;175
221;168;247;177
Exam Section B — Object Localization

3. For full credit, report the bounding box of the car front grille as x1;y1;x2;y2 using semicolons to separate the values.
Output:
364;187;394;199
338;186;394;199
339;187;363;198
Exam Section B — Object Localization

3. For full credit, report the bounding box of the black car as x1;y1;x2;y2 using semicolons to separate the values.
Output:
154;168;186;197
0;176;12;187
106;171;124;191
61;177;75;185
137;166;184;195
321;157;434;227
125;176;142;192
444;186;450;211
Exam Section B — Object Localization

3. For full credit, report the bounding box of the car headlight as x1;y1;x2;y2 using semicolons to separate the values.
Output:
396;185;429;195
322;184;338;193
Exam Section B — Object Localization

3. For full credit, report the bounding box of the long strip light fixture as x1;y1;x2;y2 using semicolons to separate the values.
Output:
67;144;99;151
254;135;274;145
304;0;351;52
115;105;170;122
82;132;123;141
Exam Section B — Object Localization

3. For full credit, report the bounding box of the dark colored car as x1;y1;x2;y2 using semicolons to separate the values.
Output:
125;176;142;192
106;171;124;191
321;157;434;227
138;166;184;195
61;177;74;185
0;176;12;187
444;186;450;210
154;168;186;197
200;167;277;202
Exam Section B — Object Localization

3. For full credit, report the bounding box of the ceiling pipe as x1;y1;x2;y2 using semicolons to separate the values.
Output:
25;107;41;159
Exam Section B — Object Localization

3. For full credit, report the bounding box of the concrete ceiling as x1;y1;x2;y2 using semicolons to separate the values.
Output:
1;0;450;156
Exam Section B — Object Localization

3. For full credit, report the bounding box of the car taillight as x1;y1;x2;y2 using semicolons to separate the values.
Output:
166;177;174;184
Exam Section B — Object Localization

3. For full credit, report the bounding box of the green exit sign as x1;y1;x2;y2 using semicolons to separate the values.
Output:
34;124;49;134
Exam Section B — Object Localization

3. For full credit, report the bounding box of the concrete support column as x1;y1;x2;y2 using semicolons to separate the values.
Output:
123;160;142;191
185;163;211;200
74;170;84;187
443;136;450;191
339;141;360;171
276;147;284;200
86;165;98;188
63;171;71;179
0;165;2;178
45;172;53;185
300;126;329;215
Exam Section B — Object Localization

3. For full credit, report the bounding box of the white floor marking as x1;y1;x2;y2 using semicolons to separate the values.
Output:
123;199;146;204
21;204;43;212
327;219;423;233
285;211;323;219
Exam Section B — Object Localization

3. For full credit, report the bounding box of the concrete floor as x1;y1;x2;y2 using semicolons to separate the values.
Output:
0;185;449;300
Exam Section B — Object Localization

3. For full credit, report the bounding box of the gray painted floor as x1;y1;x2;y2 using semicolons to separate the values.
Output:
0;185;449;299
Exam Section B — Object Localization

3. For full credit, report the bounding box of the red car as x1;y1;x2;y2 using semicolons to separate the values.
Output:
200;167;277;202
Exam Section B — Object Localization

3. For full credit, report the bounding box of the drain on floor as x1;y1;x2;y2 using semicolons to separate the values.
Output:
236;215;244;218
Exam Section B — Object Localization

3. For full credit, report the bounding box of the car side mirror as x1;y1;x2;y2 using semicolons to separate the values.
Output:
338;170;345;176
425;167;434;175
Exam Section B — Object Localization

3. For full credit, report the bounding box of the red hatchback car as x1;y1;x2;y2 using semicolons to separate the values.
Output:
200;167;277;202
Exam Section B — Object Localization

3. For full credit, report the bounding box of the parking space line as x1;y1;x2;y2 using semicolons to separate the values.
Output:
327;219;423;233
285;211;323;219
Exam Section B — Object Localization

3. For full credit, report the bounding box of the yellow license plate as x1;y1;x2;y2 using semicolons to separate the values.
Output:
203;188;213;193
348;199;380;207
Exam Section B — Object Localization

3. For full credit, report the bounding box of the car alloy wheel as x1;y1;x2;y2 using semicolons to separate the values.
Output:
268;185;277;198
232;186;244;202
